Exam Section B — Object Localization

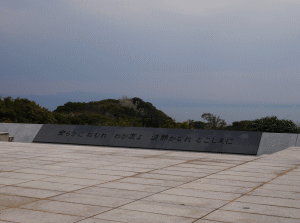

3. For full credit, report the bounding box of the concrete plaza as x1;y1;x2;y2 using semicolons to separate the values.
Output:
0;141;299;223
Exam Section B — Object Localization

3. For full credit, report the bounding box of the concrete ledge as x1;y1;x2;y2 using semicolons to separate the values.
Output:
0;123;43;143
0;132;9;141
295;134;300;147
257;133;298;156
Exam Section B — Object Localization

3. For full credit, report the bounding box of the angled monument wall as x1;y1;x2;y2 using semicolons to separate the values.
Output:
0;123;43;143
0;123;299;156
33;124;263;155
256;133;298;156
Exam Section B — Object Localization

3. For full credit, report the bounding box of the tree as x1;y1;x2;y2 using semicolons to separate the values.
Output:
193;120;206;129
201;113;227;130
244;116;300;133
0;96;56;124
131;97;174;128
159;118;177;129
224;120;253;131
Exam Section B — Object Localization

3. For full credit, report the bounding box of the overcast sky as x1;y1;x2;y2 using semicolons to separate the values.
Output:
1;0;300;105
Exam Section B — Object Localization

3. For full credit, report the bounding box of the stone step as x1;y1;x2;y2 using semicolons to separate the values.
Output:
0;132;9;141
9;136;14;142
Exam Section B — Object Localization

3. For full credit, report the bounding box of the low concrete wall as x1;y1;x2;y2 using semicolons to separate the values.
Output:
0;132;9;141
0;122;299;156
257;133;298;156
295;135;300;147
0;123;43;143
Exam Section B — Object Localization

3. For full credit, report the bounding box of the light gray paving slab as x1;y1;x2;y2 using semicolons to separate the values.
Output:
1;142;300;223
275;173;300;179
13;168;71;176
162;188;242;200
99;165;152;173
236;194;300;208
50;192;133;207
192;178;262;188
187;161;237;167
121;200;215;218
114;162;159;169
116;177;183;187
14;181;87;192
222;201;300;218
215;170;278;179
80;169;138;177
0;172;48;180
0;166;22;171
129;158;183;166
176;163;228;170
162;166;221;174
232;164;291;171
225;167;286;174
179;182;253;194
61;172;124;181
0;208;83;223
77;218;124;223
0;194;37;207
249;188;300;199
0;177;31;186
260;183;300;192
75;187;153;200
142;193;228;208
149;169;209;178
39;176;105;186
20;200;111;217
31;166;87;173
93;208;196;223
269;178;300;186
0;186;65;198
193;220;225;223
285;171;300;176
135;173;197;182
97;182;170;193
244;160;297;167
294;167;300;172
205;174;271;183
202;210;300;223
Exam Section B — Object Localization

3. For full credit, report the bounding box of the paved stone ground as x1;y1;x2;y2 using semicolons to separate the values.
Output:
0;142;299;223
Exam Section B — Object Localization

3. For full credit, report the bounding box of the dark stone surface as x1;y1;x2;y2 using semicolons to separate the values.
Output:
33;124;263;155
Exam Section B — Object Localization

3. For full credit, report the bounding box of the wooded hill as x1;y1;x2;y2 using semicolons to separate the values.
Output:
1;95;299;133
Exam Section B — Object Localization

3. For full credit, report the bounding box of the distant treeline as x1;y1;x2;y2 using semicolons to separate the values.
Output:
0;95;299;133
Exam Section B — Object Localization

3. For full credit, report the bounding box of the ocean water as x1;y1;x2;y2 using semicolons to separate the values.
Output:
158;104;300;126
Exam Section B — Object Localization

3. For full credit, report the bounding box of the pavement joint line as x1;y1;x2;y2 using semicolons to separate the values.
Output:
64;155;264;222
12;156;247;222
230;199;300;209
6;203;142;220
23;157;211;222
72;207;197;223
0;219;15;223
0;156;211;212
202;209;300;221
2;143;299;222
192;163;300;222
